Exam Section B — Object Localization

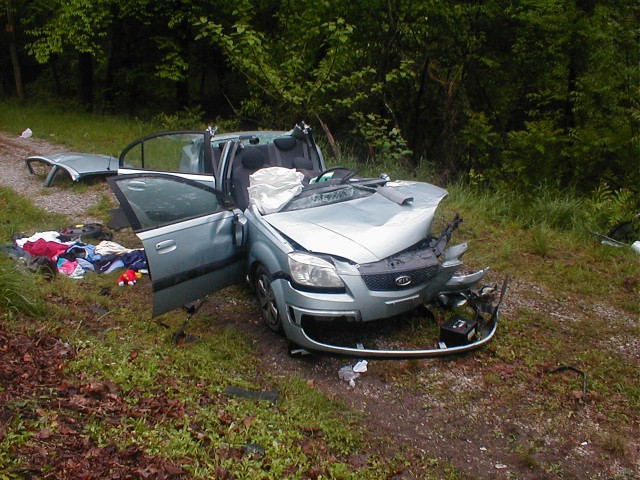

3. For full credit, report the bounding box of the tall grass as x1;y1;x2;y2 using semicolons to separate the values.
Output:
0;185;62;319
444;181;629;239
0;100;158;156
0;256;46;318
0;186;66;241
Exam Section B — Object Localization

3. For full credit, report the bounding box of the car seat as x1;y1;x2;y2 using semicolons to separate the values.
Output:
292;157;317;184
231;146;267;210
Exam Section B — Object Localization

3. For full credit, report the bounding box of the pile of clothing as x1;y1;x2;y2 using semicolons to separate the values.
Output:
8;230;147;280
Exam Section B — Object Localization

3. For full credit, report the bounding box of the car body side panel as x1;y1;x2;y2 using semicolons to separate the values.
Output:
137;214;246;316
25;153;118;186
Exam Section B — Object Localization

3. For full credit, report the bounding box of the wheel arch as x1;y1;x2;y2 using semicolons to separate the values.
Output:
246;239;287;287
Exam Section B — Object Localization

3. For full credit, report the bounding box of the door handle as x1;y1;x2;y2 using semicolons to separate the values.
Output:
155;240;177;253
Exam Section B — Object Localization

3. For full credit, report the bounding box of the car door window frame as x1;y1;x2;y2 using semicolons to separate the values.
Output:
118;130;216;175
108;173;236;232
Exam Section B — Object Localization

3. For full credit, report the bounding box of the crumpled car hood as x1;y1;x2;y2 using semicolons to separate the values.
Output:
263;181;448;264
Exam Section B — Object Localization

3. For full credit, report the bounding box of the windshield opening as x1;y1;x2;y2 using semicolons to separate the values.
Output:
281;185;373;212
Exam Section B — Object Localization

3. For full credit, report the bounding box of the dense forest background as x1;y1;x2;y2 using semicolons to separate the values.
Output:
1;0;638;195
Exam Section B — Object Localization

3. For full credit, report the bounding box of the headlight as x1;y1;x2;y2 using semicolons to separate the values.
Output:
288;252;344;289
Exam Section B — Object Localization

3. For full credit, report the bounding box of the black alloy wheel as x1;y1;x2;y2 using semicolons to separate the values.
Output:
254;265;283;333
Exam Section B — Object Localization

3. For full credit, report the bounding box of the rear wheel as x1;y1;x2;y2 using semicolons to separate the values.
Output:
254;265;283;333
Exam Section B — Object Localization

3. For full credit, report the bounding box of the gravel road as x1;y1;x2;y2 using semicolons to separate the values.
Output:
0;131;108;222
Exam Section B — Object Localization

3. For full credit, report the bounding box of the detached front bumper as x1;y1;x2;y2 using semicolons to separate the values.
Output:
282;276;509;359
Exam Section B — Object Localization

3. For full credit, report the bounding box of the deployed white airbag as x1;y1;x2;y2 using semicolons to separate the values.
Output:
248;167;305;214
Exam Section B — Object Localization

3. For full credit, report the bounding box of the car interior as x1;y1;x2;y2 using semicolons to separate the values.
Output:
229;135;321;210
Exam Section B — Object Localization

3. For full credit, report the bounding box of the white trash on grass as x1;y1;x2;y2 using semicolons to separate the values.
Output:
339;360;368;387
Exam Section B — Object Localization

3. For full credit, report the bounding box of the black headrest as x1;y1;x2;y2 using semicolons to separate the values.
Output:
293;157;313;170
240;148;266;170
273;137;297;151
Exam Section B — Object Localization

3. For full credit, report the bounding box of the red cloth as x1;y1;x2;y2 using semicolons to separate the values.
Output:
22;239;69;259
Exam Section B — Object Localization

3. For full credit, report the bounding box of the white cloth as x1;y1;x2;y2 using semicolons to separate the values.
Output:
95;240;134;256
15;231;61;248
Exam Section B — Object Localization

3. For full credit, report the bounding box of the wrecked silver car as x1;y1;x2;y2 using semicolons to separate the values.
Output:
108;124;504;358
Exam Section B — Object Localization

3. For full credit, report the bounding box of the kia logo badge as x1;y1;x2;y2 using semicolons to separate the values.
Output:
395;275;412;286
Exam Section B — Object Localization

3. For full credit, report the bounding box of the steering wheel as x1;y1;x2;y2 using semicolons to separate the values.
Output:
314;166;357;183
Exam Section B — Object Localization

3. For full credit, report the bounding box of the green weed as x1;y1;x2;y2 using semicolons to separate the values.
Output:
0;100;156;155
0;257;46;318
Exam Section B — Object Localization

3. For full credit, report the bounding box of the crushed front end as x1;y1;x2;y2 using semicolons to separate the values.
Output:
276;214;505;358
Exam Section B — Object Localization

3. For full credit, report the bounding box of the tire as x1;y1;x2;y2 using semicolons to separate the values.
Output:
607;218;640;244
254;265;283;333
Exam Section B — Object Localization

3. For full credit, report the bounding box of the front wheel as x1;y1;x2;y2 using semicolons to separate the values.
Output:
254;265;283;333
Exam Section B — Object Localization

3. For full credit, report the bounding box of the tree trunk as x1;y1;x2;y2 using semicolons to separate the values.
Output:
78;52;94;111
315;113;341;158
104;12;123;113
561;0;595;185
5;0;24;98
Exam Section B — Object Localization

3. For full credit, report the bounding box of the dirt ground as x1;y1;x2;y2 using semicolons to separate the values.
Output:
1;131;638;479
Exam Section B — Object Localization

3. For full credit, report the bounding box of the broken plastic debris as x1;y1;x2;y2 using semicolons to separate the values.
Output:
632;241;640;255
20;128;33;138
353;360;368;373
495;464;508;469
242;442;265;458
338;365;360;387
288;343;311;356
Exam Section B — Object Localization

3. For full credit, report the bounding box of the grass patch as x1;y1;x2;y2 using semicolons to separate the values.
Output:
0;100;158;156
0;189;422;478
1;103;638;477
441;182;640;305
0;257;48;319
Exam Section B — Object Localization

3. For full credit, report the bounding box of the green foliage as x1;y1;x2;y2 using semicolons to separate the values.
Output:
500;121;565;189
25;0;113;62
461;111;501;170
7;0;639;193
587;181;638;231
195;3;363;124
350;112;412;162
152;106;207;130
0;257;46;319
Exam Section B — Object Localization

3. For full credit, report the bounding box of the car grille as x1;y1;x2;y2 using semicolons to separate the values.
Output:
358;248;439;292
361;267;438;291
